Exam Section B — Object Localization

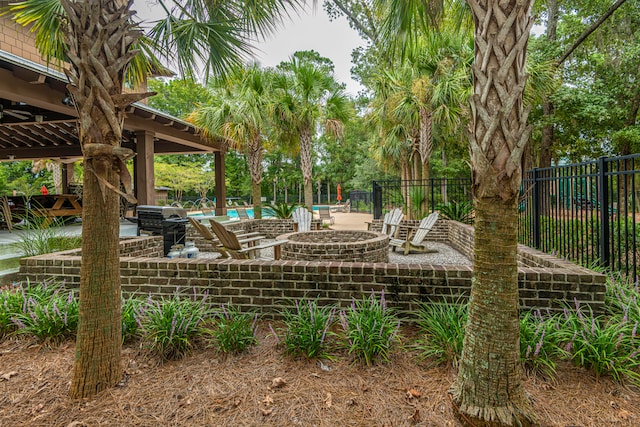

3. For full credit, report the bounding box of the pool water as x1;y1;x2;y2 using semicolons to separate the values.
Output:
188;206;326;220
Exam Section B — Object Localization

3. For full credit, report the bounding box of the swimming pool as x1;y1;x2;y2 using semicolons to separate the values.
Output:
187;206;326;220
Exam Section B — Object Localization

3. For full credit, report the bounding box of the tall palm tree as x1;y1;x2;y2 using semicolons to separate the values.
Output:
377;1;537;424
187;65;273;218
449;1;537;425
7;0;306;399
272;52;352;210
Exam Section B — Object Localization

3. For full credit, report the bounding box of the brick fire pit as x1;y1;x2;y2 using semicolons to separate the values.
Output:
277;230;389;262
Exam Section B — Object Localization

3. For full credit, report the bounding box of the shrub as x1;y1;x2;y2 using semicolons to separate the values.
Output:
121;295;144;343
605;274;640;324
208;305;258;354
274;299;336;359
13;284;78;343
436;201;474;224
267;202;299;219
339;290;401;365
139;292;210;360
12;212;82;257
0;285;24;337
415;299;467;367
557;300;640;385
520;310;563;378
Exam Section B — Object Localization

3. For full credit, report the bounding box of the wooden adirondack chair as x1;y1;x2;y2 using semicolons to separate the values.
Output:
382;208;404;237
208;219;287;260
317;205;335;225
292;206;313;232
187;217;262;258
389;212;439;255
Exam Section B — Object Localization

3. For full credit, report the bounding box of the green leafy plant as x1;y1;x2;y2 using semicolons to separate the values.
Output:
13;212;81;257
273;299;336;359
13;283;78;343
121;295;144;343
557;300;640;385
408;187;427;219
339;290;401;365
0;285;25;337
415;299;467;367
436;201;474;224
266;202;299;219
605;274;640;324
520;310;563;378
139;292;210;360
208;305;258;354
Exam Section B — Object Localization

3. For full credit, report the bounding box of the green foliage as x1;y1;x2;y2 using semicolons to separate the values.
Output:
267;202;299;219
0;286;25;337
13;213;81;257
148;78;212;119
605;275;640;324
274;299;336;359
408;187;427;219
208;305;258;354
415;299;467;367
520;310;563;378
436;200;474;224
558;301;640;385
139;293;210;360
12;282;78;343
121;295;144;343
339;290;401;365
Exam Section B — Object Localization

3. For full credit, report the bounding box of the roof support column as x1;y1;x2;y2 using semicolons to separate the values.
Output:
134;131;155;206
214;150;227;216
62;162;74;194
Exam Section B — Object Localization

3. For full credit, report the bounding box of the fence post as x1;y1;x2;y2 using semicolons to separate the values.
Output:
598;156;610;269
372;181;382;219
532;168;541;249
430;178;435;213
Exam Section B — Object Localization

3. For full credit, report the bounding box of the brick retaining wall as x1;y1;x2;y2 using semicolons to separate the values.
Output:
17;219;606;316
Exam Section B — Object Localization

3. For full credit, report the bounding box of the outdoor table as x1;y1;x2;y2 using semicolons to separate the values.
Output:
32;194;82;225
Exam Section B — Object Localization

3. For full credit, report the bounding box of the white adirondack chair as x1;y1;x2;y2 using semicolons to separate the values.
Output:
389;212;439;255
381;208;404;238
292;206;313;232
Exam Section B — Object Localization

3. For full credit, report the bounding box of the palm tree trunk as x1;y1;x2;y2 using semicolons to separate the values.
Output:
452;0;536;425
247;134;263;219
419;107;433;213
300;127;314;210
61;0;147;399
453;199;532;426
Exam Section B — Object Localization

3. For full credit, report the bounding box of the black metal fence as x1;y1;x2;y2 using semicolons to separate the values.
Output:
349;190;372;213
371;178;472;220
519;155;639;278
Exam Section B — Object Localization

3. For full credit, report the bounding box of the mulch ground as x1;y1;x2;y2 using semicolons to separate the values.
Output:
1;324;639;427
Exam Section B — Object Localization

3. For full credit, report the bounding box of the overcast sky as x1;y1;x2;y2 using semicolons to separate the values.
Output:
252;7;366;95
135;2;366;96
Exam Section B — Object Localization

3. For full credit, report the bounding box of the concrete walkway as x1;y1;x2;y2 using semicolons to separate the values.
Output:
0;219;138;246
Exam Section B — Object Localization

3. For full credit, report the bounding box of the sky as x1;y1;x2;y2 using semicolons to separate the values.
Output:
135;2;366;96
252;7;366;96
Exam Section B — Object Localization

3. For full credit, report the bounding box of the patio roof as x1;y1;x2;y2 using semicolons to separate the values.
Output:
0;50;221;162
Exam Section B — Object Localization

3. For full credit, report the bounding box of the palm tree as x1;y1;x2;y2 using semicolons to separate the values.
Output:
378;1;537;424
6;0;306;399
187;65;273;218
272;51;352;210
449;1;537;425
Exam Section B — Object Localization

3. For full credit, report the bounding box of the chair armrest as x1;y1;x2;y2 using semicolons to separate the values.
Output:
238;235;265;245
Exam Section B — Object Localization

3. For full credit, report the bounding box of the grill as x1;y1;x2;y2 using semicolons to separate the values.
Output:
136;205;188;256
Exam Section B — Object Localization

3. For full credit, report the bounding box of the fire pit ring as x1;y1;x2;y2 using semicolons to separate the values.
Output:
277;230;389;262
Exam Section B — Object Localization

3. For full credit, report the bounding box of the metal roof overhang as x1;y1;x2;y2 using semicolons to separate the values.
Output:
0;50;219;162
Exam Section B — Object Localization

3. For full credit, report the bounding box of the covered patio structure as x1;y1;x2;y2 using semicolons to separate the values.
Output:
0;50;227;215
